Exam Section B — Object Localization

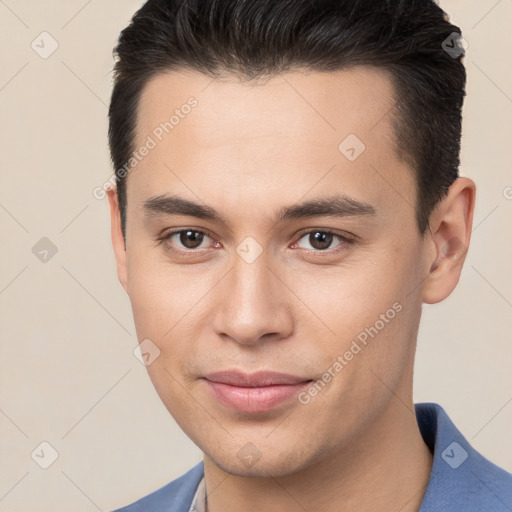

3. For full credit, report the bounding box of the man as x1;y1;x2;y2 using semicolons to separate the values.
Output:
106;0;512;511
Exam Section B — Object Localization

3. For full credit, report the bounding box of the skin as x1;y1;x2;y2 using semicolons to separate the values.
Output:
107;66;475;512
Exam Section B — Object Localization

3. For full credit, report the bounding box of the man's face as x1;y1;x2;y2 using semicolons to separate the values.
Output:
117;67;432;476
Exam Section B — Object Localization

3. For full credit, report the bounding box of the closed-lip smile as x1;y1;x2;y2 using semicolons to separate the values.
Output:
202;370;313;412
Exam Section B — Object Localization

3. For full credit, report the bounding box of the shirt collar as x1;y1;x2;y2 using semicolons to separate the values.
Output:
189;472;206;512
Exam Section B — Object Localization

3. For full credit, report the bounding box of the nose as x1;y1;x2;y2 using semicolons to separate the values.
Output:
212;252;295;346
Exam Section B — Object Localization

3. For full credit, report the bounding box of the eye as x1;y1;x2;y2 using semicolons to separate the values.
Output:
159;229;218;251
292;230;353;252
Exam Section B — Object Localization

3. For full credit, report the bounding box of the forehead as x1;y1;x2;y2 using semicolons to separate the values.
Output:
136;66;397;146
129;66;415;228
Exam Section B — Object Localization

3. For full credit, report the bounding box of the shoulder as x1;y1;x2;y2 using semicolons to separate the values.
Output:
416;402;512;511
110;461;204;512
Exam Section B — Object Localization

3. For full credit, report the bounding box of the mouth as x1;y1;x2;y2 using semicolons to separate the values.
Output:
202;370;314;413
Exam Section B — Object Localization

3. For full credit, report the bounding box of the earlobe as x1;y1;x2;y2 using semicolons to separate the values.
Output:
106;187;129;293
422;177;476;304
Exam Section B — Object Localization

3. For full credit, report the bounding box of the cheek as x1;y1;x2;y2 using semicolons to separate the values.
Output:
127;269;171;340
289;251;410;334
125;250;217;375
125;246;196;334
289;246;421;381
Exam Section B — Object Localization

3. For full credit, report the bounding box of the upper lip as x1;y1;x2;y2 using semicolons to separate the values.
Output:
203;370;313;387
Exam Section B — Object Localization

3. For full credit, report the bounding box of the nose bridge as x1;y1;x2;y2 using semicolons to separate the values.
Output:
232;251;272;311
212;247;293;345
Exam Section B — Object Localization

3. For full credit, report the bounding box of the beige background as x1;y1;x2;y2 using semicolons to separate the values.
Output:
0;1;511;510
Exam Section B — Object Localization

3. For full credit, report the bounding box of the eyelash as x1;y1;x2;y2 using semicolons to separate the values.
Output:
156;228;355;257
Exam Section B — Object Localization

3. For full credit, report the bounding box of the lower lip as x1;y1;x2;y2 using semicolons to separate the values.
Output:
203;379;312;413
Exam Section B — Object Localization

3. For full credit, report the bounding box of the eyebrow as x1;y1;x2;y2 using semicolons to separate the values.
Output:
142;194;377;225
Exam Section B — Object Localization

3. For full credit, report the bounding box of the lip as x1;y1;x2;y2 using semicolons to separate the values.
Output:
202;370;313;413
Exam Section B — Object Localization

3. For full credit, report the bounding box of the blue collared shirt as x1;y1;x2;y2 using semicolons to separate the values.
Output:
112;403;512;511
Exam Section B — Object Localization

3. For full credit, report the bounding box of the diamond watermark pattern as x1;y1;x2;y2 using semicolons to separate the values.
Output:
236;236;263;264
442;32;468;59
32;237;58;263
31;32;59;59
237;442;262;468
31;441;59;469
441;441;468;469
338;134;366;161
133;338;161;366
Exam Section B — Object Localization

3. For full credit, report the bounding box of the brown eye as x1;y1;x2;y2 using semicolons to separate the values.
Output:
176;230;205;249
308;232;334;250
296;231;343;251
161;229;211;250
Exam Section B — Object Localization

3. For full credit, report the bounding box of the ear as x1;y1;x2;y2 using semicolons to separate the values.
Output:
422;177;476;304
106;187;128;293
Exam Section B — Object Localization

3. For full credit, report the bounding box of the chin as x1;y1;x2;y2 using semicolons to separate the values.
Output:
205;444;315;479
215;459;299;479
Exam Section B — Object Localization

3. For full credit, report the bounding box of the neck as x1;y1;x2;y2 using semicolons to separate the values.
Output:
203;384;432;512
